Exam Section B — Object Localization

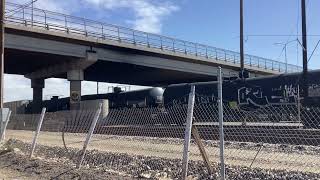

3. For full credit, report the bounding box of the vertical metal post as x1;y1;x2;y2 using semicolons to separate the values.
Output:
215;50;218;60
77;103;102;169
117;27;120;41
301;0;308;98
265;60;267;69
43;10;47;29
297;85;301;125
133;31;136;44
182;85;196;180
0;0;5;108
172;40;175;52
83;18;87;36
195;44;198;56
240;0;245;70
284;45;288;73
0;110;11;142
29;108;46;158
101;24;104;38
96;82;99;95
31;0;33;26
147;33;150;47
218;67;225;180
205;46;208;58
64;16;68;33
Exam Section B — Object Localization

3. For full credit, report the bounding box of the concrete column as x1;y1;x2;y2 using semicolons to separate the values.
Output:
31;79;45;113
68;70;84;111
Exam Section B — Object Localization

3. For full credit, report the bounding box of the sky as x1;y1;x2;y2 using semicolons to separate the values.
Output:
4;0;320;102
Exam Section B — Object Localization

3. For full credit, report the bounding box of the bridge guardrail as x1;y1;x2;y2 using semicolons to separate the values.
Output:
5;2;302;73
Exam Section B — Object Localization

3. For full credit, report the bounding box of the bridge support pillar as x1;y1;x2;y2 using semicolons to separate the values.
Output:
68;70;84;111
31;79;45;113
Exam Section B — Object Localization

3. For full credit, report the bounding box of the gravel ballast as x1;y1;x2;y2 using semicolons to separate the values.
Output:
2;139;320;180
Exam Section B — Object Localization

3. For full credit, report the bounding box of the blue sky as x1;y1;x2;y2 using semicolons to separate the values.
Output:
161;0;319;67
4;0;320;102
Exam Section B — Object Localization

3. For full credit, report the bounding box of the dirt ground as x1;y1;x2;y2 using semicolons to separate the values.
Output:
0;150;134;180
0;167;37;180
5;130;320;174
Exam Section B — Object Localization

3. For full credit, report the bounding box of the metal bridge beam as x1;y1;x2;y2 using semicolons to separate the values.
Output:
25;51;97;79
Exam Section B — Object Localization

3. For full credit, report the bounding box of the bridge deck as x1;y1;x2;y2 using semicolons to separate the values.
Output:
4;2;302;75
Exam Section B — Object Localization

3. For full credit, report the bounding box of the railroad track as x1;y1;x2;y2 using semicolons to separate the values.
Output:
85;124;320;146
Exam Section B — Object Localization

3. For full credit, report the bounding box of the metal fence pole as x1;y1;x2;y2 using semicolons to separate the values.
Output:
182;85;196;179
77;103;102;169
297;85;301;125
218;67;225;180
0;110;11;142
29;108;46;158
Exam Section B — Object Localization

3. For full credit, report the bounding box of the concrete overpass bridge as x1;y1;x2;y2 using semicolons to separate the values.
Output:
4;2;302;110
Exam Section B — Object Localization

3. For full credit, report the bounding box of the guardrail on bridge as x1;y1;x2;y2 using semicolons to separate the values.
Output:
5;2;302;74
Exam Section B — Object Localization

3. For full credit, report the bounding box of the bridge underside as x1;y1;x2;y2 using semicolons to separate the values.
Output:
5;48;217;86
3;26;273;112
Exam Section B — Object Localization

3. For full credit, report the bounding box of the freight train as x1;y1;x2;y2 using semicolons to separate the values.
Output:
164;70;320;128
25;87;165;112
26;70;320;128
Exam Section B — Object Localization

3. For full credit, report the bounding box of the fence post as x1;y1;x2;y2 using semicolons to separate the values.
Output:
0;110;11;142
297;85;301;125
77;103;102;169
29;108;46;158
182;85;196;180
217;67;225;180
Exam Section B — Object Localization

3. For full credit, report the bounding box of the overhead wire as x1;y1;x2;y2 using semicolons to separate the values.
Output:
307;40;320;63
274;0;302;62
6;0;38;18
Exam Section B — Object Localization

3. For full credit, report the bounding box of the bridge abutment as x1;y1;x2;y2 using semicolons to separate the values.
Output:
31;79;45;113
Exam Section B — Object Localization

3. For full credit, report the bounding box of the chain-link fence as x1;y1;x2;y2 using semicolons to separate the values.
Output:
3;102;320;179
2;78;320;179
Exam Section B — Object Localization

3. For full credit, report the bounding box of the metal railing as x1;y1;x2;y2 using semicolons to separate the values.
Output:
5;2;302;73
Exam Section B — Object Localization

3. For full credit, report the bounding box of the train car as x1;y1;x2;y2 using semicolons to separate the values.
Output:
26;87;165;113
4;100;30;115
163;70;320;128
82;87;164;108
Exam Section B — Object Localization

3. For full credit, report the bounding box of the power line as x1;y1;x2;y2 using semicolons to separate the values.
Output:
6;0;38;18
244;34;320;37
307;39;320;63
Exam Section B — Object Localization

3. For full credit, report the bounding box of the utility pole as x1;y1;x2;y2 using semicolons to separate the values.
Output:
301;0;308;99
0;0;5;108
96;82;99;95
240;0;245;71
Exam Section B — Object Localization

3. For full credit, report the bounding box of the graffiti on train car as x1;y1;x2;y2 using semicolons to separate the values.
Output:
238;84;299;108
